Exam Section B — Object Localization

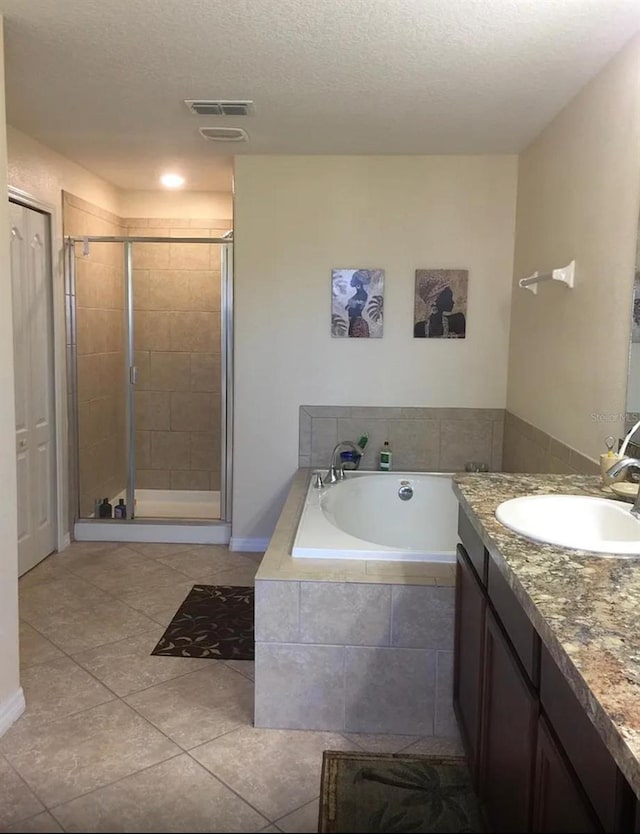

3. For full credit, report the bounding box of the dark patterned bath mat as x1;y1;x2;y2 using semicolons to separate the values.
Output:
319;750;484;833
150;585;254;660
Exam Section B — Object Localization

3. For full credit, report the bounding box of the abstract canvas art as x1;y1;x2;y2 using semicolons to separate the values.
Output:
414;269;468;338
331;268;385;338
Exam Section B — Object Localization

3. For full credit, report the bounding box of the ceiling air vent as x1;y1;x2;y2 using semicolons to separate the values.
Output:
199;127;248;142
185;100;254;116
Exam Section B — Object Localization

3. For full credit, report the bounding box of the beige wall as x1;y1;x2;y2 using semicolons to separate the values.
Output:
120;191;232;222
64;193;127;518
233;155;518;540
506;35;640;463
126;216;230;493
0;17;23;733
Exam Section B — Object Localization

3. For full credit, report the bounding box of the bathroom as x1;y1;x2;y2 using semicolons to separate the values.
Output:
0;2;640;832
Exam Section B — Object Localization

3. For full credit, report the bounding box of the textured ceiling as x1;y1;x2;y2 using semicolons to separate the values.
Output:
0;0;639;192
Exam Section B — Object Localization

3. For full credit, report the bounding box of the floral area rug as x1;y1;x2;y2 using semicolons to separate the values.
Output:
318;750;484;833
150;585;254;660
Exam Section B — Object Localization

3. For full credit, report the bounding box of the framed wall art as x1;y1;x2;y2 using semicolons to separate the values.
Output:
331;268;385;338
414;269;468;338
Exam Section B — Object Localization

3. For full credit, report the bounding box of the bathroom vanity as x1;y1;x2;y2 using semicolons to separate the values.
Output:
453;473;640;833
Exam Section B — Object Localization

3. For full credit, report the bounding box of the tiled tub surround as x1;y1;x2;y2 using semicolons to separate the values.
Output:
126;216;231;494
453;472;640;799
254;469;459;737
299;406;504;473
502;411;599;475
299;406;601;478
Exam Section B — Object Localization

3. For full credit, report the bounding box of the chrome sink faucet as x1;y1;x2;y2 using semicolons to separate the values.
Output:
326;441;361;485
606;457;640;518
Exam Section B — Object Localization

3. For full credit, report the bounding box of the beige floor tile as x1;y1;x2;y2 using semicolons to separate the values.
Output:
4;810;64;832
154;547;260;580
52;544;135;574
224;660;255;681
51;754;268;833
20;597;159;655
206;566;258;587
0;657;115;755
400;734;466;757
125;665;253;749
64;547;193;599
2;811;62;834
191;727;353;821
0;755;44;827
19;576;112;622
116;577;199;624
18;557;74;590
275;798;319;833
125;542;201;559
60;542;123;557
73;628;207;696
19;622;65;669
5;700;180;807
340;732;423;753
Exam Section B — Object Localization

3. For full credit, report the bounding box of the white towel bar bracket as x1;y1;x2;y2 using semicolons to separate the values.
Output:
519;259;575;295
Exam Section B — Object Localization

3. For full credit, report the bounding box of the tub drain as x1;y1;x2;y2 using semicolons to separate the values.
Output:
398;481;413;501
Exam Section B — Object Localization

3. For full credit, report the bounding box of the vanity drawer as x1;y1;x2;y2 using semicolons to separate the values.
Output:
457;508;487;585
487;557;539;685
540;645;620;832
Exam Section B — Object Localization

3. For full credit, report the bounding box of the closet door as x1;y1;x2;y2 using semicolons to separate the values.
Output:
10;201;57;576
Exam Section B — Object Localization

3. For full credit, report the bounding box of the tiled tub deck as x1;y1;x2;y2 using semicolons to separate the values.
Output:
254;469;458;738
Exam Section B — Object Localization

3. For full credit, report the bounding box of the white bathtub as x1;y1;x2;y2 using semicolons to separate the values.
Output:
292;471;458;561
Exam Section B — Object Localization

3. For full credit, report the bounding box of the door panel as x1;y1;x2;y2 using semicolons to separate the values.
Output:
10;201;57;576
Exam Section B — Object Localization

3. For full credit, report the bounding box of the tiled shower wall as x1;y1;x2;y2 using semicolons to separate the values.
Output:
63;192;126;518
125;217;231;491
299;406;504;472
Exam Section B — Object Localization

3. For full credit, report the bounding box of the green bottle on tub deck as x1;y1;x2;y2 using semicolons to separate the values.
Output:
379;441;392;471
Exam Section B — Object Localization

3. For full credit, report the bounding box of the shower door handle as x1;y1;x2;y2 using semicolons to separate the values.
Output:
129;366;138;385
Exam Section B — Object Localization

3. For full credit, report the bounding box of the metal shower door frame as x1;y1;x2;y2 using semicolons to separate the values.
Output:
66;234;233;524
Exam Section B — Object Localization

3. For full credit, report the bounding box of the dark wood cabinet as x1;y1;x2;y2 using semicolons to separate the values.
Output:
454;505;638;834
532;716;600;833
479;606;537;833
453;544;486;786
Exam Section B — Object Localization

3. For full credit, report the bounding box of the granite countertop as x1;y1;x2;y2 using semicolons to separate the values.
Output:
452;472;640;798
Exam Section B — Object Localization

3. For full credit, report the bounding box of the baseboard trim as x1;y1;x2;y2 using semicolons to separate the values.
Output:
0;688;25;738
230;536;271;552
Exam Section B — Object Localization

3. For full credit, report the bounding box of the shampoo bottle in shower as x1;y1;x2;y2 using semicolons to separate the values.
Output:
98;498;113;518
114;498;127;519
379;441;392;471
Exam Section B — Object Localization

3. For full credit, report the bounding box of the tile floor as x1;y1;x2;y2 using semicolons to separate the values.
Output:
0;541;464;833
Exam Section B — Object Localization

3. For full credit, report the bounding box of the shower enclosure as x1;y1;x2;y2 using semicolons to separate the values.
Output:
65;233;233;542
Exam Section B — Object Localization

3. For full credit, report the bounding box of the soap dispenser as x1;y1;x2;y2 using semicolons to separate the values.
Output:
600;435;625;488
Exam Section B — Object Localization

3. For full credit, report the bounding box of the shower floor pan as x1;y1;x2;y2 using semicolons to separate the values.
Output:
134;489;221;520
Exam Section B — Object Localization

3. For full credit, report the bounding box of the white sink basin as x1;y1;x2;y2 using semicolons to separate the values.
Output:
495;494;640;556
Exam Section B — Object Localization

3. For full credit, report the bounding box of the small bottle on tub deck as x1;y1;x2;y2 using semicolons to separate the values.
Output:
379;441;392;471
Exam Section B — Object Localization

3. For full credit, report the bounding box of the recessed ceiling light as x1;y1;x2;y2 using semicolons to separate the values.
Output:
160;173;185;189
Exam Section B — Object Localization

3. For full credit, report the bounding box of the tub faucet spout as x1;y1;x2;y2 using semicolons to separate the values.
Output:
326;441;361;485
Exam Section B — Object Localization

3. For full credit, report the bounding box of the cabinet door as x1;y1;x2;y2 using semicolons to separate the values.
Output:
479;606;537;833
533;716;600;833
453;544;485;787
